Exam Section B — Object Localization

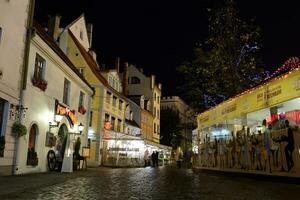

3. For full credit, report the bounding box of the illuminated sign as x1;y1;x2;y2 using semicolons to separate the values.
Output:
55;100;76;126
104;121;112;130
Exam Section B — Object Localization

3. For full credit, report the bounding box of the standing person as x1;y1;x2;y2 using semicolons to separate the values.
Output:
176;147;183;168
270;124;279;168
263;124;272;173
151;151;156;167
144;149;149;167
281;120;295;172
155;151;159;167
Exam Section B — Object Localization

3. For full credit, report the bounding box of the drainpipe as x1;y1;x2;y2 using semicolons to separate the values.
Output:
12;0;35;175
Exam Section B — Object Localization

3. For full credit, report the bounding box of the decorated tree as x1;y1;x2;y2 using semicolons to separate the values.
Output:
178;0;264;112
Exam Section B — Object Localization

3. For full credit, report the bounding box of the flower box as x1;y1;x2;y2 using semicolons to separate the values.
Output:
32;78;47;91
78;105;87;115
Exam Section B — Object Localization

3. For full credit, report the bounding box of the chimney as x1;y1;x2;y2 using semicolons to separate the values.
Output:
115;57;120;73
48;14;61;41
123;62;129;96
86;23;93;47
150;75;155;89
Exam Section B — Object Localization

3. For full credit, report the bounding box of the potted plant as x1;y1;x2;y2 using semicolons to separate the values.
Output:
0;136;5;157
78;105;87;115
32;77;47;91
27;147;38;166
11;122;27;138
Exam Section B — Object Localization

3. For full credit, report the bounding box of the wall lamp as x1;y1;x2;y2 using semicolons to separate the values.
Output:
78;122;84;134
49;114;63;130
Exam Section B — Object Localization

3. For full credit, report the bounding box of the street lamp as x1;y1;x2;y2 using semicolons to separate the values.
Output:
78;122;84;134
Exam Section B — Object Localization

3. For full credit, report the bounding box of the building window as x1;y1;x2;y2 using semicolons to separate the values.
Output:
80;30;83;40
111;117;115;130
154;93;156;101
89;111;93;127
154;123;156;133
27;124;38;166
119;100;123;110
0;27;2;45
78;91;85;111
113;96;117;107
117;119;122;132
79;68;85;76
153;107;156;118
157;109;160;120
131;76;140;84
105;113;110;122
63;78;71;105
0;98;8;141
157;96;160;103
106;91;111;104
34;54;46;81
108;76;113;86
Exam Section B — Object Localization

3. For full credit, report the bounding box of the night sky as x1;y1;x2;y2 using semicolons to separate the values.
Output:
34;0;300;98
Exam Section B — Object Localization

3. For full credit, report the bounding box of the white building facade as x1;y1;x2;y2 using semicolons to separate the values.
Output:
15;23;93;174
0;0;31;175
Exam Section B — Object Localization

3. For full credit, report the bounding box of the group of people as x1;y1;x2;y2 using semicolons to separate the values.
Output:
200;119;295;173
144;149;160;167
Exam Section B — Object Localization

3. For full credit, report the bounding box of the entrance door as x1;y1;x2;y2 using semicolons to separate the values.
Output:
56;124;68;161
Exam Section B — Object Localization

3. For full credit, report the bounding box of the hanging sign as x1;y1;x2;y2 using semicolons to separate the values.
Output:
55;100;76;126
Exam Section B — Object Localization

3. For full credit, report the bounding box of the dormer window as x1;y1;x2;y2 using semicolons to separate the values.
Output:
80;30;83;40
131;76;140;84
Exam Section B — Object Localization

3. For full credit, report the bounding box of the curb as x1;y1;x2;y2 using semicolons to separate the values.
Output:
193;167;300;184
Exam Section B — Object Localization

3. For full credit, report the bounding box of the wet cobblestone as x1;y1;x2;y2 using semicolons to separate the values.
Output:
1;166;300;200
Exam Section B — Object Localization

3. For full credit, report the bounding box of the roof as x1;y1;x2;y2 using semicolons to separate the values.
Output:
68;30;126;99
33;21;95;94
125;119;140;128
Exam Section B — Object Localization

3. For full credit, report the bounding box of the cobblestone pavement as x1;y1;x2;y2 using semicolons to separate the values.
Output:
0;166;300;200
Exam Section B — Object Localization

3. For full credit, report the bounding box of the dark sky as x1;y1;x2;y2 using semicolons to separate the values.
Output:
34;0;300;97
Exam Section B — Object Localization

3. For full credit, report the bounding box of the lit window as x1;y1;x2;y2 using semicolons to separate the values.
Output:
131;76;140;84
34;54;46;81
63;78;71;105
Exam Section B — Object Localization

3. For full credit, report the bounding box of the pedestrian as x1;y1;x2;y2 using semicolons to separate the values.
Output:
144;149;149;167
281;120;295;172
151;151;156;167
155;151;159;167
176;147;183;168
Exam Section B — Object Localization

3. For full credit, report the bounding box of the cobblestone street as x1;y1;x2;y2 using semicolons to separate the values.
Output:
0;166;300;200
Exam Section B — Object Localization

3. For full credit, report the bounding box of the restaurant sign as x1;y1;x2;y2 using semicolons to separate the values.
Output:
55;100;76;126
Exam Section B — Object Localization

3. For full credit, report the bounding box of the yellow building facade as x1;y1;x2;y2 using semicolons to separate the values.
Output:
58;15;126;165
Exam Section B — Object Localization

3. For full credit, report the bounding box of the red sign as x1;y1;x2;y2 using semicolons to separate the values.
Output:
55;100;76;126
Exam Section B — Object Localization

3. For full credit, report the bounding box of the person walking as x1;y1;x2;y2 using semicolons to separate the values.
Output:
281;120;295;172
